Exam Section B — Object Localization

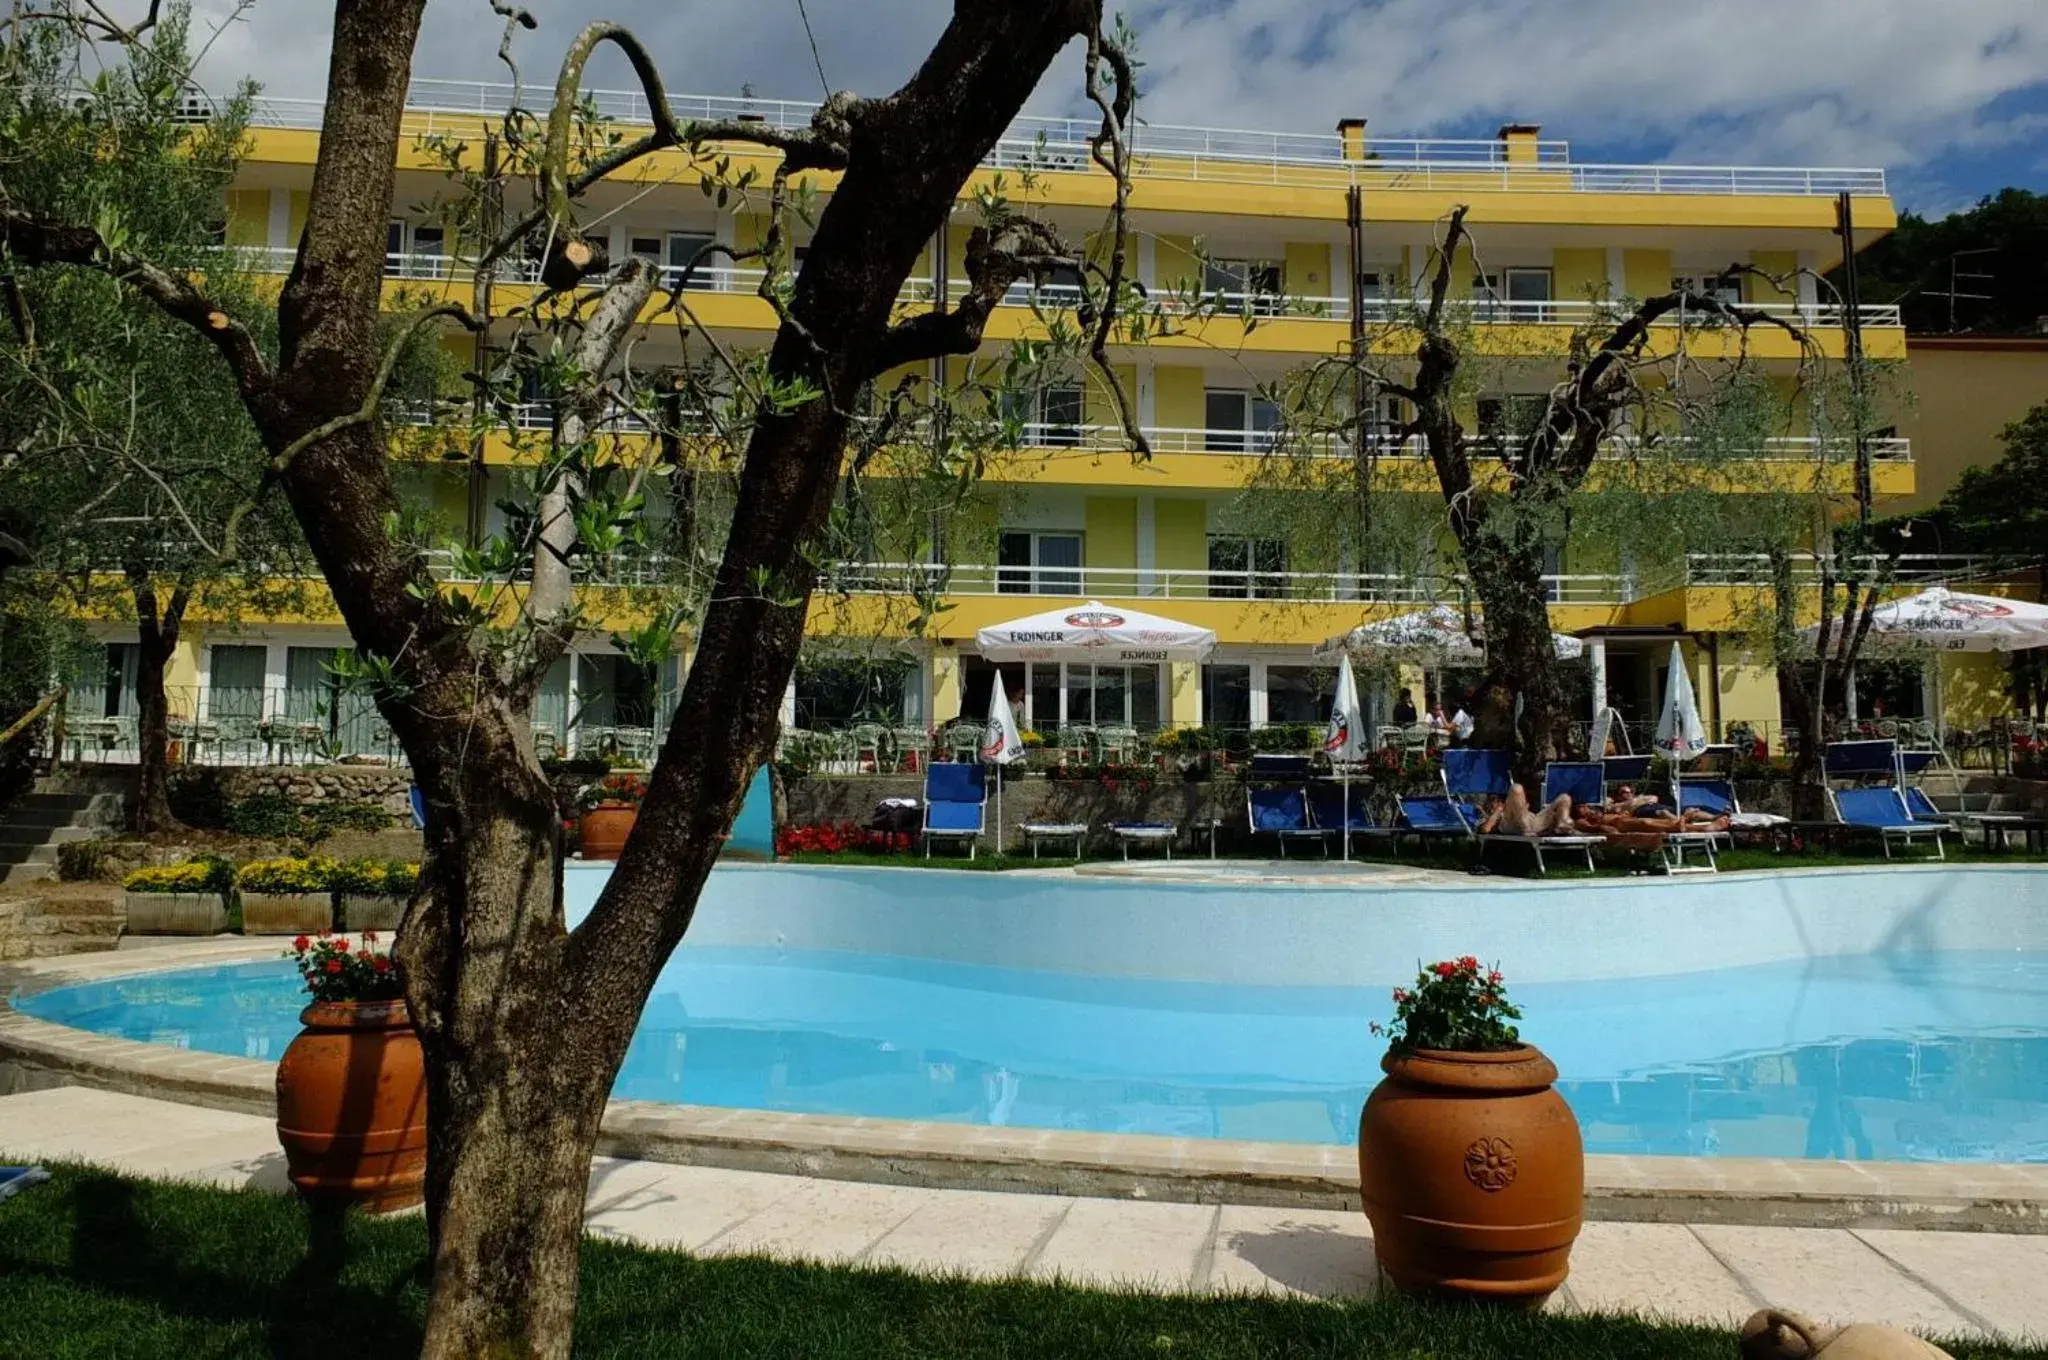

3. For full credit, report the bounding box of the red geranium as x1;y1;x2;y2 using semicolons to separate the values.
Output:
1371;957;1523;1056
286;931;404;1003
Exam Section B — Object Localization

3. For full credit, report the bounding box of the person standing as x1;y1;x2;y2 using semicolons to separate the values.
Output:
1392;687;1418;725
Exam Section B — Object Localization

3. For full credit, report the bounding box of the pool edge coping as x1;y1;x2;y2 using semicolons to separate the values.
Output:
5;939;2046;1233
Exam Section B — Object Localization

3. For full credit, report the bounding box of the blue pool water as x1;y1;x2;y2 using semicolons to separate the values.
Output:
19;946;2048;1162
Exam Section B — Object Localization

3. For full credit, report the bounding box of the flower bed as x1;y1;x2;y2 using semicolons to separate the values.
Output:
774;821;916;857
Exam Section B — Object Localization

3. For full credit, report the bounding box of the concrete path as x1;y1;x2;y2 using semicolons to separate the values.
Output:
4;1086;2044;1344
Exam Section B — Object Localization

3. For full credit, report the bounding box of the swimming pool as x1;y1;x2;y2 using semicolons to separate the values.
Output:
16;863;2048;1162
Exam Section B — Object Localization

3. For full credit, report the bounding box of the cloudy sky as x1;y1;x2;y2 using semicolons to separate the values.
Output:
186;0;2046;216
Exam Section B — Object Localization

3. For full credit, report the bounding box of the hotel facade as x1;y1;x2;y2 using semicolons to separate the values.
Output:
66;79;2031;764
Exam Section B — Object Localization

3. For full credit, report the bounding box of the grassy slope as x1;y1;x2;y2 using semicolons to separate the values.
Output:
2;1165;2043;1360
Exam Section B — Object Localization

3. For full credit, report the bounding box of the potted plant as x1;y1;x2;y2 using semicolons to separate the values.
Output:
331;857;418;931
1357;957;1582;1306
275;931;425;1212
236;857;338;936
121;855;236;935
576;771;647;860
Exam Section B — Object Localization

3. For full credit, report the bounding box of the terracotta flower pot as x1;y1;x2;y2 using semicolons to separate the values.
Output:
1357;1044;1583;1306
275;998;428;1213
577;802;639;860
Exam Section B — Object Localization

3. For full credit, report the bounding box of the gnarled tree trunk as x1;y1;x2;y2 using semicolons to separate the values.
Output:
126;565;191;834
1461;527;1574;786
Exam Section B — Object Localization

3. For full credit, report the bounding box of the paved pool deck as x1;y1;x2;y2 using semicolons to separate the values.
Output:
4;1083;2047;1343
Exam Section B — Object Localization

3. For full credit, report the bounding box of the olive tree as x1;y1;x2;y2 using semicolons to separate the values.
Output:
4;3;1150;1354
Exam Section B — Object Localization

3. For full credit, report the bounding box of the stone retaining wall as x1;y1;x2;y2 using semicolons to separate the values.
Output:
172;765;415;817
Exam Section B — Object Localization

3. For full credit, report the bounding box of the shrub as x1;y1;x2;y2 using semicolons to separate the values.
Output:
1249;724;1315;753
224;795;392;844
306;802;391;836
236;857;337;894
328;858;418;897
223;792;301;839
56;837;117;882
123;855;236;895
1371;957;1522;1056
286;931;403;1003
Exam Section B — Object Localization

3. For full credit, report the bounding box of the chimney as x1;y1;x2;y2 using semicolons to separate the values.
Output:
1336;117;1367;162
1496;122;1541;166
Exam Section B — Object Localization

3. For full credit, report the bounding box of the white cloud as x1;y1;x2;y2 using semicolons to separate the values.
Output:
184;0;2047;186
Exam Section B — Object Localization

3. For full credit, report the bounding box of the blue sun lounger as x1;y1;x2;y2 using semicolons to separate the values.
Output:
1831;785;1946;860
921;762;986;859
1247;786;1325;858
1308;782;1399;857
1452;750;1602;876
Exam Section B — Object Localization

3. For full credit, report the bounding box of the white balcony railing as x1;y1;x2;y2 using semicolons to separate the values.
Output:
258;250;1904;333
232;78;1888;199
830;562;1632;606
1682;553;1989;587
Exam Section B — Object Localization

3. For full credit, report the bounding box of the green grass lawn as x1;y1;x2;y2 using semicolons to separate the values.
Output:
3;1164;2041;1360
788;841;2048;876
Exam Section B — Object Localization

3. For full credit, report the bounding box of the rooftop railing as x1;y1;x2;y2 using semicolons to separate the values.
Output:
234;79;1888;199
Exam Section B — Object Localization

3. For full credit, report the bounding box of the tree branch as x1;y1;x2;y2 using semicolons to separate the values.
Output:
485;22;853;281
2;209;272;406
865;220;1071;374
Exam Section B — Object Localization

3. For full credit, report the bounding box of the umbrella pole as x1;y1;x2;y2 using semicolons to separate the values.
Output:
1341;767;1351;862
995;767;1003;857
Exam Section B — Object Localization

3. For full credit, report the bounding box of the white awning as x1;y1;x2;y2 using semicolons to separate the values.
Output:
1800;587;2048;654
974;601;1217;664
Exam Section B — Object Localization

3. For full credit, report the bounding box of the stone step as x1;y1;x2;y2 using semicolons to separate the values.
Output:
0;863;55;885
0;842;61;867
0;824;94;849
14;791;96;813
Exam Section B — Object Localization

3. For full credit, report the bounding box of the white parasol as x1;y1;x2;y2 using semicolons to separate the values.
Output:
1652;640;1708;766
1323;652;1367;861
975;601;1217;664
1316;604;1585;661
981;669;1027;854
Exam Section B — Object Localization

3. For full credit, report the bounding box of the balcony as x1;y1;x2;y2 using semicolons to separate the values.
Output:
251;249;1904;335
238;79;1887;199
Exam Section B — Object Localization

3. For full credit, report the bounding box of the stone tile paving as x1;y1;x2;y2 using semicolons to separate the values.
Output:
5;1086;2047;1343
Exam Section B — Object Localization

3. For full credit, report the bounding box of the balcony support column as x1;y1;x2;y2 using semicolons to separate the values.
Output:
1136;495;1157;596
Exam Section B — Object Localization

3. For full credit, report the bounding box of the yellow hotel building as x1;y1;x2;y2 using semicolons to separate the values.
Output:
76;80;2022;762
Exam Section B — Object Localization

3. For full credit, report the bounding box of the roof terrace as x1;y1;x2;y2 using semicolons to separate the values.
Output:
237;77;1890;199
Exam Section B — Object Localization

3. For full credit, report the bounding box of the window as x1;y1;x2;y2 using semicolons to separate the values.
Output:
1505;267;1553;320
1355;264;1401;319
1017;662;1159;731
1041;385;1084;447
997;530;1083;595
1208;535;1287;599
1364;392;1413;451
1265;665;1333;725
627;234;663;264
207;646;267;724
794;659;916;728
386;222;445;279
1204;389;1281;453
1206;258;1283;313
1672;272;1743;307
1473;267;1551;321
666;232;716;290
1007;384;1087;447
1201;664;1252;731
1541;544;1563;603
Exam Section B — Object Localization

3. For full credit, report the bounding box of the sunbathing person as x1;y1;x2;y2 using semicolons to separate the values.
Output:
1477;783;1579;836
1577;798;1730;835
